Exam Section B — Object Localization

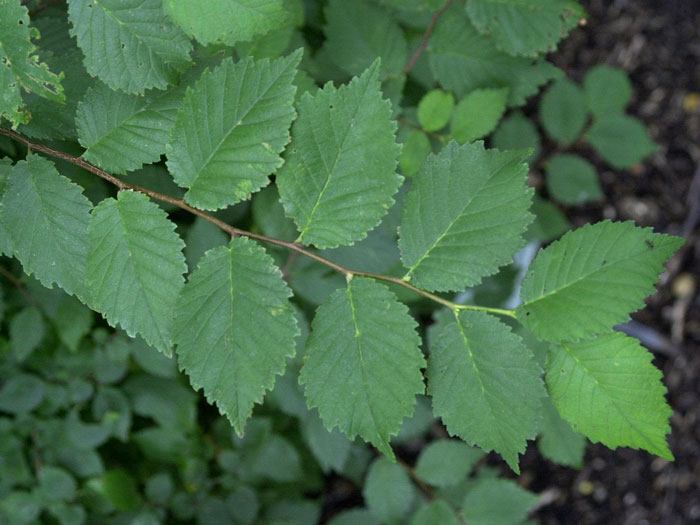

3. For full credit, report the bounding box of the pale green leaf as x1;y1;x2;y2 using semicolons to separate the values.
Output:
546;332;672;459
451;87;509;143
2;155;91;299
399;141;532;292
584;65;632;117
415;439;482;487
174;237;298;435
166;52;300;210
299;277;425;456
163;0;286;46
517;221;683;342
587;115;657;169
411;500;460;525
462;478;538;525
466;0;584;57
538;397;586;468
428;5;560;105
545;153;602;205
363;458;415;523
322;0;408;79
428;311;545;472
540;78;588;144
0;0;64;127
417;89;454;132
86;190;186;355
277;62;402;248
68;0;192;94
76;83;182;174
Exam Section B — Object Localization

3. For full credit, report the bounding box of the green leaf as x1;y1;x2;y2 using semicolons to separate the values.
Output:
517;221;683;342
38;467;77;502
2;155;91;299
466;0;584;57
546;332;672;459
0;159;13;255
587;115;657;169
399;141;532;292
0;491;41;524
538;397;586;468
584;65;632;117
415;439;483;487
417;89;454;132
76;83;181;174
10;306;44;362
86;190;186;355
428;311;545;471
166;52;300;210
0;0;64;127
0;373;45;414
277;62;402;248
411;500;460;525
363;458;415;523
18;17;92;141
322;0;408;79
88;469;141;512
299;277;425;457
301;411;352;473
539;78;588;145
68;0;192;94
163;0;286;46
183;216;228;270
462;478;538;525
428;5;560;105
492;111;541;161
399;129;431;177
451;88;509;143
328;509;381;525
174;237;298;435
545;153;603;205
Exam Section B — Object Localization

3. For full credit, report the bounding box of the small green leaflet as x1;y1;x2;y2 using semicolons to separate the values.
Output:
322;0;408;79
414;439;482;487
67;0;192;94
76;83;181;174
166;52;300;210
584;65;632;117
462;478;538;525
163;0;286;46
451;88;509;144
587;115;657;169
417;89;454;132
517;221;683;342
466;0;584;57
0;0;64;126
277;62;402;249
539;78;588;145
363;458;415;523
174;237;298;435
299;277;425;457
86;190;186;355
428;311;545;472
411;501;460;525
428;5;560;106
2;155;91;300
399;141;532;292
545;153;602;205
546;332;672;459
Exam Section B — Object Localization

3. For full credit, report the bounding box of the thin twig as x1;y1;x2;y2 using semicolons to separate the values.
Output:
0;264;37;306
0;128;517;318
403;0;454;74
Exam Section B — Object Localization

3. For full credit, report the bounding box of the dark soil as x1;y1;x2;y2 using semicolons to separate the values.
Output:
522;1;700;524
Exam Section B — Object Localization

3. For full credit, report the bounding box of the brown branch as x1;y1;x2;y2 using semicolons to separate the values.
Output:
403;0;454;74
0;128;516;318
